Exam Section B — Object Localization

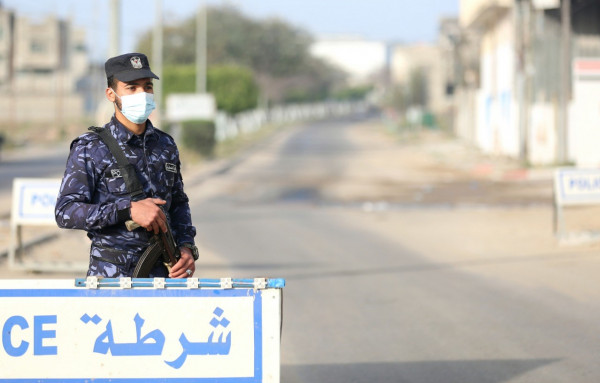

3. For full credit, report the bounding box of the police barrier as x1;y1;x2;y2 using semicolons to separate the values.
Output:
0;277;285;382
554;167;600;241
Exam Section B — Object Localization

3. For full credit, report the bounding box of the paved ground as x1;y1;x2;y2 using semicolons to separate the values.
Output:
2;117;600;382
183;118;600;382
0;118;599;281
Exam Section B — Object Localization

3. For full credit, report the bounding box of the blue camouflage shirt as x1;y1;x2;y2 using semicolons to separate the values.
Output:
55;116;196;277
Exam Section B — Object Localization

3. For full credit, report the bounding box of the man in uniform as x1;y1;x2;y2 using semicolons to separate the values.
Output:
55;53;198;278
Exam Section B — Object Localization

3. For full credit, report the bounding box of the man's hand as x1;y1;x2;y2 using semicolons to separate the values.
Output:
169;247;196;278
130;198;167;234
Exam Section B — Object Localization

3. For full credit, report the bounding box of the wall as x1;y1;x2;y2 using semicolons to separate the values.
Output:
460;0;513;28
0;8;13;87
528;102;557;164
0;93;84;124
476;12;519;156
569;58;600;167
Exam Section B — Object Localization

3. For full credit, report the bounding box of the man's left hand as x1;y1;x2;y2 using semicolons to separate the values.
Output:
169;247;196;278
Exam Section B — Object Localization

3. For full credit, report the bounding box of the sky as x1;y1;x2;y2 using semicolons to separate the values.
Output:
1;0;459;63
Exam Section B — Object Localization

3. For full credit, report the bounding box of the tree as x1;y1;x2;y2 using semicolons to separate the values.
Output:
162;64;259;115
136;5;346;104
207;65;259;114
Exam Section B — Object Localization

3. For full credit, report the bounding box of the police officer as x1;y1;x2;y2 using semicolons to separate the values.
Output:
55;53;198;278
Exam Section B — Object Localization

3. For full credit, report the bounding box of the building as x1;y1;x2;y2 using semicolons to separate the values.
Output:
458;0;600;166
310;36;388;86
390;33;464;129
0;5;14;89
0;4;90;126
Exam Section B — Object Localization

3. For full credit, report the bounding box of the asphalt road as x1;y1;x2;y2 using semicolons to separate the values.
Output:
187;118;600;382
2;117;598;382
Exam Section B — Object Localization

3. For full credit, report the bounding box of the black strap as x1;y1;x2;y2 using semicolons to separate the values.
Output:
89;127;145;201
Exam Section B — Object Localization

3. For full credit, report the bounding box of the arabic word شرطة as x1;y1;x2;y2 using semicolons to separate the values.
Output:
80;308;232;369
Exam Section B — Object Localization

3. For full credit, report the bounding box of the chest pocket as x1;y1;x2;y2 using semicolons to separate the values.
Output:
104;168;128;195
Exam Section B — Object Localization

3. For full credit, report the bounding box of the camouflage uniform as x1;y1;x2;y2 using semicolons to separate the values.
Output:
55;116;196;277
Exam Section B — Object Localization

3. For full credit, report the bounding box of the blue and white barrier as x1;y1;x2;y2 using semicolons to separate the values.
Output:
0;278;285;382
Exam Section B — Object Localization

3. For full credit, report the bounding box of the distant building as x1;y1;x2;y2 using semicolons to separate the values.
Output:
458;0;600;166
0;6;15;89
390;43;448;117
0;4;90;125
310;36;388;86
386;19;468;130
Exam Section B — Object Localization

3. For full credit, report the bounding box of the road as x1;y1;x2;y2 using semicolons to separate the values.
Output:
0;144;69;195
186;118;600;382
2;117;600;382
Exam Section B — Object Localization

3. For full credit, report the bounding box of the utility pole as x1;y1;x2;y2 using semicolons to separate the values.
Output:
558;0;571;164
153;0;163;117
109;0;120;56
516;0;534;163
196;4;207;93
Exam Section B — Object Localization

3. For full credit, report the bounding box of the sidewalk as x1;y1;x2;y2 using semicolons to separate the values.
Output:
320;125;556;208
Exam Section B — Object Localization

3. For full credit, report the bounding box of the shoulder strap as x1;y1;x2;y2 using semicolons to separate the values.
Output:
88;126;145;201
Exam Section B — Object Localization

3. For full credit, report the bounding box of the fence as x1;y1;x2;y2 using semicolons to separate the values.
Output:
214;101;370;142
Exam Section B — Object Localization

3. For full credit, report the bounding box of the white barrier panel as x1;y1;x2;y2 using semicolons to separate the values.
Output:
9;178;82;271
553;168;600;240
0;278;284;382
166;93;217;122
11;178;62;225
554;168;600;206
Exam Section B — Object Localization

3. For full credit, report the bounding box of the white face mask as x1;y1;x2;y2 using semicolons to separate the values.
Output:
112;90;156;124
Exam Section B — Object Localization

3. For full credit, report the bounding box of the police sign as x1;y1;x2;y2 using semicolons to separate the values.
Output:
11;178;62;225
553;168;600;239
9;178;65;270
0;278;284;382
554;168;600;206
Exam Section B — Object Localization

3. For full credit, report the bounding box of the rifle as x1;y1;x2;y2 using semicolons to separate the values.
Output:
126;207;181;277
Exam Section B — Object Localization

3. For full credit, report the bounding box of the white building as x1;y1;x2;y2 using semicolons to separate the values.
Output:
310;36;387;86
459;0;600;166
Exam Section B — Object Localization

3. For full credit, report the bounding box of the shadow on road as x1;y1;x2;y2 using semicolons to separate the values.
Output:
281;251;600;281
281;358;559;383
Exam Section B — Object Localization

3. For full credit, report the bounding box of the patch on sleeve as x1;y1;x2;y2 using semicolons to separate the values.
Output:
105;168;122;178
165;163;177;173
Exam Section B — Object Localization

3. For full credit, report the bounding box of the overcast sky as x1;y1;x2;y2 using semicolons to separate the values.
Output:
2;0;458;62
